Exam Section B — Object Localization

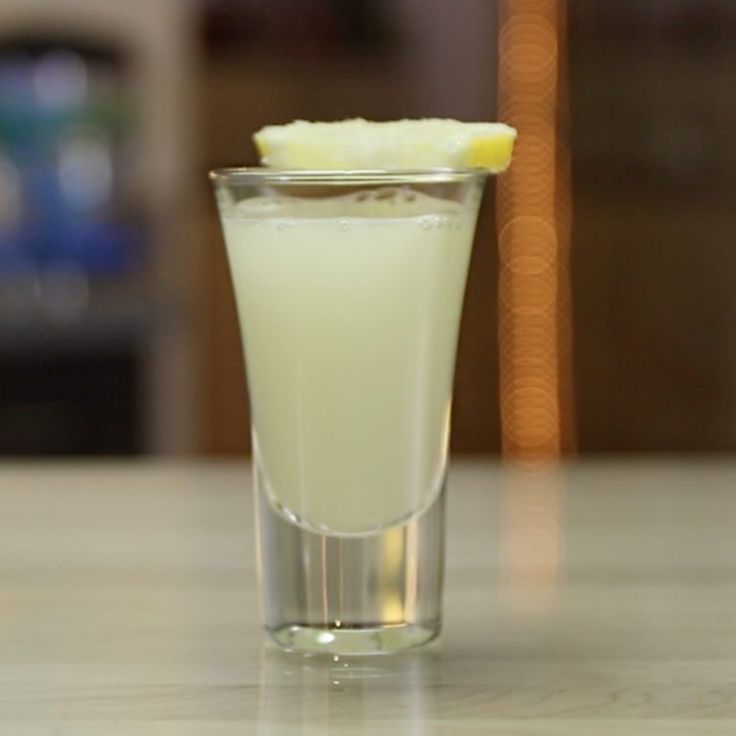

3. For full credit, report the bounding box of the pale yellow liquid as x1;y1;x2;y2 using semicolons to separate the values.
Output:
221;189;477;535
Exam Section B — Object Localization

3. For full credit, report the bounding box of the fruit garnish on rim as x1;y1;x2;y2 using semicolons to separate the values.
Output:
253;118;517;171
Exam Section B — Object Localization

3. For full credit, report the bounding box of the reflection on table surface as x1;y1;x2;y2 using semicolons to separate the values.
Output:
1;459;735;733
257;646;440;734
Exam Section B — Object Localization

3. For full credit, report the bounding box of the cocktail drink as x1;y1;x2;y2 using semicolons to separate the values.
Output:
211;120;515;654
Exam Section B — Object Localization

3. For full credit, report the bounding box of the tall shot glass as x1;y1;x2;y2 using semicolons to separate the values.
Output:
211;169;488;655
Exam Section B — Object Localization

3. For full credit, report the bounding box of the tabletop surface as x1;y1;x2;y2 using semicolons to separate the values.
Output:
1;458;735;734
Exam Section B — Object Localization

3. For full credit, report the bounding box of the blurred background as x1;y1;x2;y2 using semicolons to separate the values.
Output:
1;0;735;459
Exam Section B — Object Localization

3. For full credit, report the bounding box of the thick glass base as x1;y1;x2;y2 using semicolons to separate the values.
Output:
269;622;439;656
254;460;446;656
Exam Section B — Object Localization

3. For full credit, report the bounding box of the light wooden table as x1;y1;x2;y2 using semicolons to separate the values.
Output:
1;459;735;734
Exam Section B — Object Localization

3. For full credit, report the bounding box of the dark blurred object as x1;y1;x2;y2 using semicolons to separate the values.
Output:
0;351;139;454
203;0;395;58
0;38;146;455
0;0;201;456
570;0;736;451
571;1;736;190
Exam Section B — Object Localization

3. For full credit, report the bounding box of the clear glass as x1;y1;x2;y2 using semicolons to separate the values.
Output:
211;168;488;654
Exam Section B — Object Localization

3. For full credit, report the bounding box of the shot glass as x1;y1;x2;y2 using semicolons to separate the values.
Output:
211;169;488;655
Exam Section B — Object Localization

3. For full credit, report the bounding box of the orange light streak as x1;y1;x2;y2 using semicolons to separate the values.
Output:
497;0;575;463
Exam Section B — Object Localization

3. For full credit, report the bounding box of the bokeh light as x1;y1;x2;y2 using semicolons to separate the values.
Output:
497;0;575;464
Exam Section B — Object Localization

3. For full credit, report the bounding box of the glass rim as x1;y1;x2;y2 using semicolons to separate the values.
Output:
209;167;491;186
